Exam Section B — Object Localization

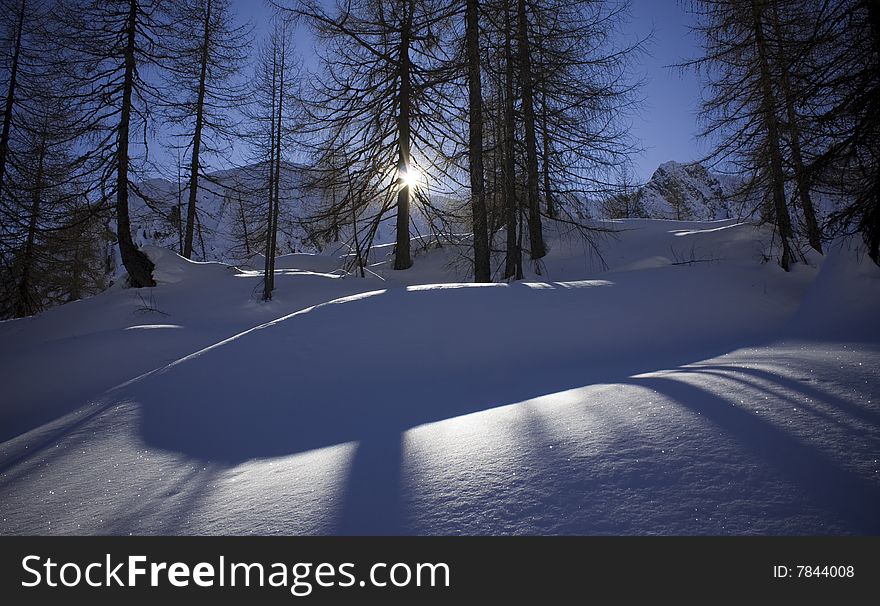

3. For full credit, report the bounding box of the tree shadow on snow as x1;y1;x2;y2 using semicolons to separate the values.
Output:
624;373;880;534
131;284;879;534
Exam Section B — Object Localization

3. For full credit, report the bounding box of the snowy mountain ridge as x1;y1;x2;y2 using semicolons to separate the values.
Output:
633;160;747;221
128;161;443;268
128;158;750;269
129;161;317;266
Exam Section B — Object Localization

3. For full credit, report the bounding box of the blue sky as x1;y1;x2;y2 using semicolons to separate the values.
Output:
627;0;706;181
209;0;705;184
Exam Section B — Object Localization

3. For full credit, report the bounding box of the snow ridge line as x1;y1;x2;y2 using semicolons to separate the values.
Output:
0;289;385;472
110;281;530;393
111;288;391;390
0;282;504;471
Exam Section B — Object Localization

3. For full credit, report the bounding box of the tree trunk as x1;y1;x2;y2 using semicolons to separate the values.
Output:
183;0;213;259
770;4;821;253
516;0;545;261
117;0;155;287
269;36;285;292
345;159;366;277
503;2;520;280
0;0;24;194
863;0;880;263
783;87;821;253
465;0;490;282
14;137;44;317
262;42;278;301
237;194;250;255
394;2;414;270
69;220;84;301
488;102;499;238
536;33;555;219
0;0;25;196
866;178;880;264
490;65;504;239
540;91;555;219
516;191;524;279
867;0;880;54
752;0;795;271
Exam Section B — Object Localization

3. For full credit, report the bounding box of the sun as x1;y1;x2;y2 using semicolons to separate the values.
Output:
397;164;424;190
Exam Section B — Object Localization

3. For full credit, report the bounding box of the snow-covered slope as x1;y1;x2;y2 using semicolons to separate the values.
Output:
129;161;447;267
130;161;319;265
1;219;878;535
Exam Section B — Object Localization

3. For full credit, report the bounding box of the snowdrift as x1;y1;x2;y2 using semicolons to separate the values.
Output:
1;219;878;535
137;264;797;463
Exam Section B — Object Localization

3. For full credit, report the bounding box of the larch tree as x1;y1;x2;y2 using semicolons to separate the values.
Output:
464;0;490;282
687;0;797;270
245;16;298;301
0;0;28;198
0;0;109;318
807;0;880;263
162;0;250;260
515;0;545;261
0;0;37;311
56;0;174;287
766;1;822;253
478;0;641;278
292;0;455;272
528;0;642;218
501;0;520;279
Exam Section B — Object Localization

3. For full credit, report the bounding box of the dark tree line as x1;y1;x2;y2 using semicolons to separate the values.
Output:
290;0;640;281
688;0;880;269
0;0;256;316
0;0;641;317
0;0;112;317
2;0;876;320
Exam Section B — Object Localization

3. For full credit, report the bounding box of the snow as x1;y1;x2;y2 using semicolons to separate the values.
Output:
128;161;449;266
129;162;317;264
1;218;878;535
635;161;743;220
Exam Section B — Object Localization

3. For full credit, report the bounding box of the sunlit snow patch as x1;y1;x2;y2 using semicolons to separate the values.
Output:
671;222;747;237
406;282;505;292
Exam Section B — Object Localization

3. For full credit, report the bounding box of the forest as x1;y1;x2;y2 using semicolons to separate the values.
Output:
0;0;877;319
1;0;879;546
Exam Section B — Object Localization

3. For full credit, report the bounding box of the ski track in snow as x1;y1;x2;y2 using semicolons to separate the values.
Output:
1;219;878;535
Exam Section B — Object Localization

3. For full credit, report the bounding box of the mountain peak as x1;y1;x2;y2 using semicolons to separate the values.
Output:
637;160;737;221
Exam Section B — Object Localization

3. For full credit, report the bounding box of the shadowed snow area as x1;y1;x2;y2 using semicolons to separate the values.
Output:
1;219;878;535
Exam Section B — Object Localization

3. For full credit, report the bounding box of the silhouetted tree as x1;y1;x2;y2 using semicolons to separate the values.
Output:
688;0;796;270
244;16;298;301
57;0;174;286
163;0;250;259
0;0;28;198
293;0;456;271
808;0;880;263
464;0;490;282
767;1;822;253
